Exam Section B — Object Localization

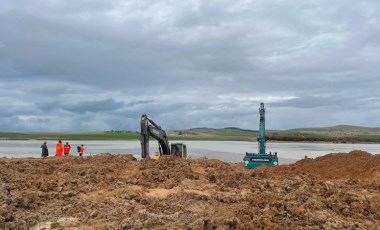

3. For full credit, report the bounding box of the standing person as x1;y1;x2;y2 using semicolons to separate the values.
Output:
63;142;71;156
56;140;63;157
79;144;87;157
41;141;49;157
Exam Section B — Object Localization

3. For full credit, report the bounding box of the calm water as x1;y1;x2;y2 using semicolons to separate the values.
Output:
1;140;379;164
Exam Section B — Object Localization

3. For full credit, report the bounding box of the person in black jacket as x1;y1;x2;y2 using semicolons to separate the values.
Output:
41;141;49;157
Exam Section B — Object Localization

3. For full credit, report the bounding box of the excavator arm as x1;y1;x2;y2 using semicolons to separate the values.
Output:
140;114;171;158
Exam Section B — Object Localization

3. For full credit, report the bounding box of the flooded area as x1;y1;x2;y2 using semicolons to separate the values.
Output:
1;140;380;164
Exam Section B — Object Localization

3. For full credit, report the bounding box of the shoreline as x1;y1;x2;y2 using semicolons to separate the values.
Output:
1;138;380;144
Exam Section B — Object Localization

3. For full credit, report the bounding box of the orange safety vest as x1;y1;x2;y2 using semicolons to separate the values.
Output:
56;143;63;157
64;144;71;153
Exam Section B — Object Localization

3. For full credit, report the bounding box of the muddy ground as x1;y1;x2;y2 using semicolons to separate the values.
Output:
0;150;380;229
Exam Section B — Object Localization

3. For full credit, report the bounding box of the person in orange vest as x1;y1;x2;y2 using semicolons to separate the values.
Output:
63;142;71;156
79;144;87;157
56;140;63;157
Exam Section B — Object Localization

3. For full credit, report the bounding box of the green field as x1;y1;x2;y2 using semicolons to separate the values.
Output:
168;128;259;141
267;125;380;143
1;125;380;143
0;132;140;140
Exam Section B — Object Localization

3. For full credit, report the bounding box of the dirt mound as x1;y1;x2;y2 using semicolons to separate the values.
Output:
263;150;380;181
0;151;380;229
136;156;200;189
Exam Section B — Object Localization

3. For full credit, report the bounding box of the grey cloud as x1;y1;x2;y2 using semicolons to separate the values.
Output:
37;99;125;114
62;99;125;114
126;100;155;107
0;0;379;131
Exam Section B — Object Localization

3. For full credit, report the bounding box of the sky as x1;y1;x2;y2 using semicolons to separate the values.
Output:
0;0;379;132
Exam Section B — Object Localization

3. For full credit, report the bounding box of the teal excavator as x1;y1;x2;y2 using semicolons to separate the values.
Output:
243;103;279;169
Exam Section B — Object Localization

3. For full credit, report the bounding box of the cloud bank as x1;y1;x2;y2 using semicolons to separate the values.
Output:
0;0;379;131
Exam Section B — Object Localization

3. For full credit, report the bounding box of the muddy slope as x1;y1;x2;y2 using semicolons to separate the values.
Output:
0;151;379;229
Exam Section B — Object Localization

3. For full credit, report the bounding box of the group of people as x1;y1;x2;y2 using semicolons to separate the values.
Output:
41;140;87;157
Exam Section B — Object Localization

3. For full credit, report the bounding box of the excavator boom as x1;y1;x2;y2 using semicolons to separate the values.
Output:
140;114;170;158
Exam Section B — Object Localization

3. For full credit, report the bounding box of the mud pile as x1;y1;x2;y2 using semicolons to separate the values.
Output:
262;150;380;181
0;151;379;229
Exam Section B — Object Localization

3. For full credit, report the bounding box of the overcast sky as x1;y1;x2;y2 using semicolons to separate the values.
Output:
0;0;379;132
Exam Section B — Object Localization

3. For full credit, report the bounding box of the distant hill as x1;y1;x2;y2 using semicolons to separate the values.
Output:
1;125;380;142
168;127;258;141
290;125;380;134
169;125;380;143
273;125;380;143
285;125;380;141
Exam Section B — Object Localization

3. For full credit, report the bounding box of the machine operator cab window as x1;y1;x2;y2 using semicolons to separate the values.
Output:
173;145;181;157
170;143;188;159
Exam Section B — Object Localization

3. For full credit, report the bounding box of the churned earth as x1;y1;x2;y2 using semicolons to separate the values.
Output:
0;150;379;229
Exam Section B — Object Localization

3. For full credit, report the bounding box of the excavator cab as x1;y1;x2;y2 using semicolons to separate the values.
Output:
170;143;189;160
153;143;188;160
